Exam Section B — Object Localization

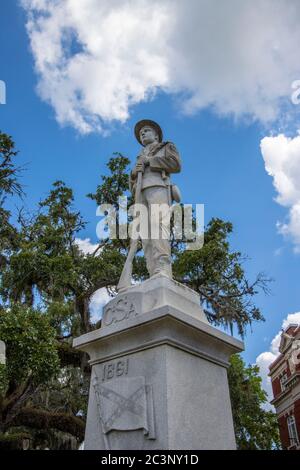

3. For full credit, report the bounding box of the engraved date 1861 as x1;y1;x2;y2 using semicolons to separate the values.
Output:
102;358;129;382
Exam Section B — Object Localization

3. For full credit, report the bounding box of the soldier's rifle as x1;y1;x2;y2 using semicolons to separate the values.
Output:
117;170;143;292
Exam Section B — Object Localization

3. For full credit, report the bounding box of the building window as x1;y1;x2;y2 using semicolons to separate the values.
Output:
280;372;288;391
287;415;299;447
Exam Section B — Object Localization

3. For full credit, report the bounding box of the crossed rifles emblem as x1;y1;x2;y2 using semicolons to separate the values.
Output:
92;375;155;441
94;379;146;431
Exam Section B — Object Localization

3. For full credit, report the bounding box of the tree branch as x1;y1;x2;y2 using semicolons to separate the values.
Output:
57;342;82;368
11;407;85;441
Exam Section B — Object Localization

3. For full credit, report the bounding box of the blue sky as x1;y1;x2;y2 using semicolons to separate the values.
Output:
1;0;300;399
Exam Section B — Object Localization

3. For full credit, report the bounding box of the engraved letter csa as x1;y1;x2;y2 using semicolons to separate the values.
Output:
103;296;138;326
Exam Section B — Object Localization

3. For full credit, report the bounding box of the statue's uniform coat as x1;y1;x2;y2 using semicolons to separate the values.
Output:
130;141;181;277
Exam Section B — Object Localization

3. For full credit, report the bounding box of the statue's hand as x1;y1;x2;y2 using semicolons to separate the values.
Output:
133;154;150;175
135;161;145;173
135;155;149;173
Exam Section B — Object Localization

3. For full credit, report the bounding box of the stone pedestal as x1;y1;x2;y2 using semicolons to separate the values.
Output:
73;276;243;450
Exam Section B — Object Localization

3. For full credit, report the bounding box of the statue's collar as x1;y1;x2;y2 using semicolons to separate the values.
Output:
141;141;166;157
143;142;159;152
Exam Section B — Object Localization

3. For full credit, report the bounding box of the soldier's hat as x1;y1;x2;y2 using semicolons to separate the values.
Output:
134;119;163;146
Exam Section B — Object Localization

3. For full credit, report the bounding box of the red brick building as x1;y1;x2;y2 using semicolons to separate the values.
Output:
269;324;300;450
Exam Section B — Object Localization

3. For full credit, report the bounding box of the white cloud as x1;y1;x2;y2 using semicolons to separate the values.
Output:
21;0;170;133
89;287;111;323
75;237;99;255
274;247;284;257
74;238;111;321
21;0;300;133
255;311;300;408
256;352;277;410
261;133;300;252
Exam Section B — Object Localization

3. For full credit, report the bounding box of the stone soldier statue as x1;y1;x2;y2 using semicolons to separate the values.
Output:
129;119;181;279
